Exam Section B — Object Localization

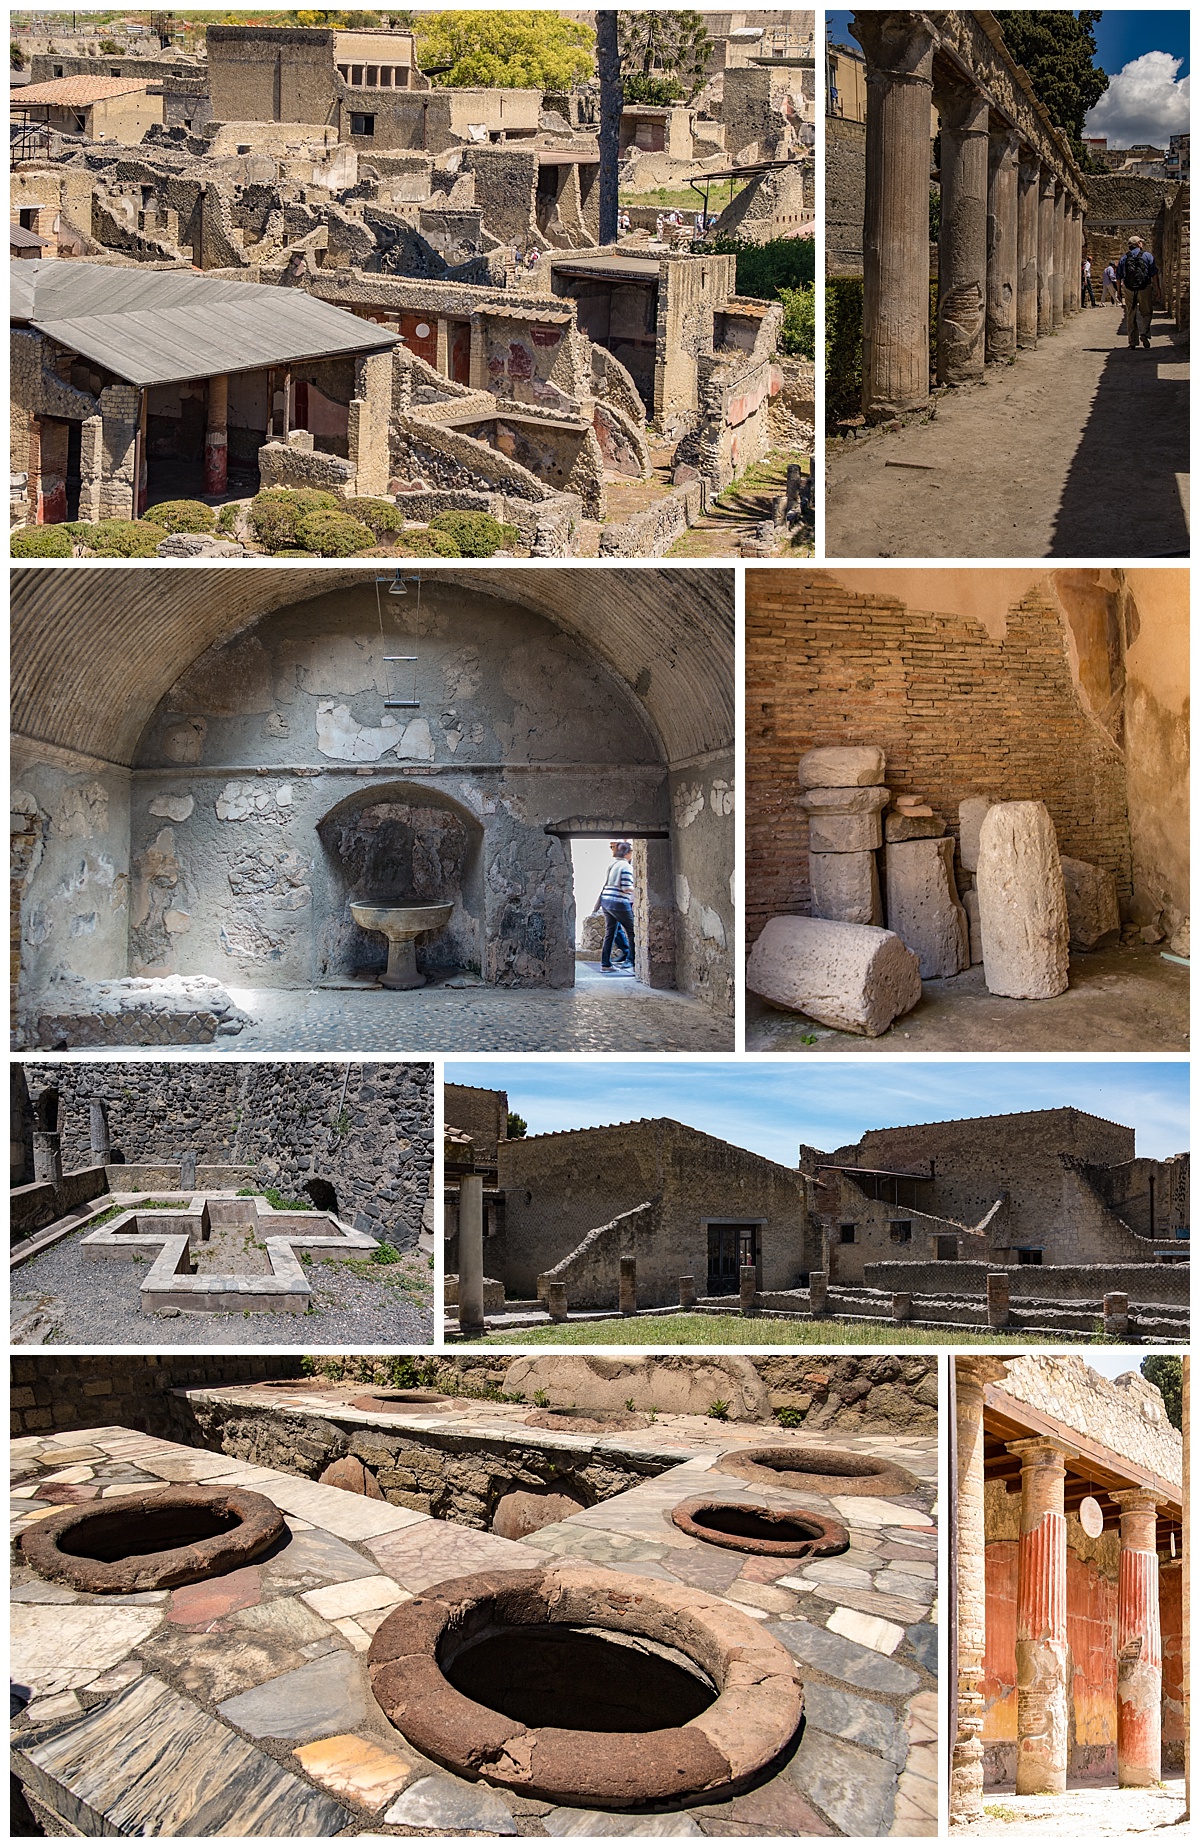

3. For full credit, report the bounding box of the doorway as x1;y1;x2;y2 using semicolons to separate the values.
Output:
706;1222;760;1295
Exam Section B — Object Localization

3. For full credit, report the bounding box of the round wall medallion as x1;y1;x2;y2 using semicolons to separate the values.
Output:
1078;1496;1105;1538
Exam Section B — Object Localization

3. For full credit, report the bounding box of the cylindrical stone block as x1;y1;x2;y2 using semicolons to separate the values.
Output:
855;13;936;416
951;1359;1011;1823
457;1174;485;1336
987;1272;1010;1329
546;1282;569;1322
739;1262;757;1316
976;801;1069;1000
1114;1490;1164;1787
809;849;883;926
985;126;1019;361
936;77;990;384
679;1274;696;1311
89;1099;111;1162
32;1131;62;1186
619;1255;637;1316
1037;173;1056;336
809;1269;827;1315
1008;1438;1073;1794
1016;156;1040;348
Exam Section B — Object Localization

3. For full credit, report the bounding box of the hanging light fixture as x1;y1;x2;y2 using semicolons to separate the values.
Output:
388;569;409;597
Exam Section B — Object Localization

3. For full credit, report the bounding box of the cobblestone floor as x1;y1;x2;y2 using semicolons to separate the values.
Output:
190;977;732;1055
12;1410;937;1837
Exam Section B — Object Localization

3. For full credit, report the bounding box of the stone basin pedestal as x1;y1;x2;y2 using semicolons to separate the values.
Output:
351;902;453;990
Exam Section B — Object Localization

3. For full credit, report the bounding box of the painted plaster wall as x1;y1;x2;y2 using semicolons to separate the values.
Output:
670;755;735;1015
123;581;668;990
12;748;131;1015
1122;569;1189;941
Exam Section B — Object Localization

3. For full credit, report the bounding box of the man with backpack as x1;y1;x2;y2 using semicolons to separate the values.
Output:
1116;236;1157;349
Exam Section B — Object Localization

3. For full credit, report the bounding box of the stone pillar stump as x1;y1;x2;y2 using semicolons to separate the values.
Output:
457;1174;485;1337
619;1255;637;1316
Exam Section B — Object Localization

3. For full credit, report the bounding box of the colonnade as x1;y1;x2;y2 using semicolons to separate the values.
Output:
855;13;1087;418
952;1359;1168;1823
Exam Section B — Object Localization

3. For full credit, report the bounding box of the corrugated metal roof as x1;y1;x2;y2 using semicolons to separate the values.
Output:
13;75;154;105
11;260;399;386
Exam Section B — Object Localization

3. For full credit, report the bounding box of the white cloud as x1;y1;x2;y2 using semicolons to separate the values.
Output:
1085;50;1190;148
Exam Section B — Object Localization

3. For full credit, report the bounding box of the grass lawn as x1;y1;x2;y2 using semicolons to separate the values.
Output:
474;1313;1067;1348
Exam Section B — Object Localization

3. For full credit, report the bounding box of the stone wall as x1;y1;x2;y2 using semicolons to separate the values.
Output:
746;571;1135;945
15;1060;434;1246
443;1083;508;1166
998;1353;1183;1484
826;114;868;273
9;1353;301;1440
669;753;737;1014
492;1117;812;1304
863;1259;1189;1307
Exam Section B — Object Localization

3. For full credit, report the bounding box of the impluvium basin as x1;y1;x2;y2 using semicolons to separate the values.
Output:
367;1564;803;1808
351;902;453;990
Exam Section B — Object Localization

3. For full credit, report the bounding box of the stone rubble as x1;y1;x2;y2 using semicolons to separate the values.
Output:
745;916;922;1038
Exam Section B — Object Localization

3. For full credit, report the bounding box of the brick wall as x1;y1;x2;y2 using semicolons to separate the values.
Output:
746;571;1132;944
10;1354;303;1441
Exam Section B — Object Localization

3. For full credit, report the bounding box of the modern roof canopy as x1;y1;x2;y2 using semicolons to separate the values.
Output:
10;260;399;387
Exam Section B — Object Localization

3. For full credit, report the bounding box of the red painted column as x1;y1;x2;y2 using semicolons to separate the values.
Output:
1113;1489;1164;1787
1007;1438;1073;1793
204;373;229;496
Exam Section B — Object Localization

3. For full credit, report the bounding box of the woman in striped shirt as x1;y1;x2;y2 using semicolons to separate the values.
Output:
598;841;636;974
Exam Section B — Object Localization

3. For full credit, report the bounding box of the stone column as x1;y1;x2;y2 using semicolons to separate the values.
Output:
854;12;936;416
1037;171;1056;336
1063;204;1077;317
89;1099;110;1163
204;373;228;496
546;1281;568;1322
987;1271;1009;1329
985;123;1019;361
1113;1489;1164;1787
809;1269;827;1316
1051;184;1066;327
1016;154;1040;348
1008;1438;1073;1794
32;1131;62;1186
457;1173;485;1337
951;1359;1010;1824
935;73;990;384
679;1275;696;1311
739;1263;757;1316
619;1255;637;1315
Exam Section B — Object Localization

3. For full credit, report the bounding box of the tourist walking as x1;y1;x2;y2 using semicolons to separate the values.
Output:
1080;253;1096;307
1101;259;1119;304
597;841;636;975
1116;236;1156;349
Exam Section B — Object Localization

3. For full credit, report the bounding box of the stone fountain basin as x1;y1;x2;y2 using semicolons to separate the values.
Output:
351;902;454;937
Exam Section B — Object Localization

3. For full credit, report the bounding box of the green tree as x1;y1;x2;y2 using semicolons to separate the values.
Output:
506;1112;529;1139
1141;1355;1183;1432
411;10;593;91
597;8;620;244
617;10;712;103
992;11;1108;159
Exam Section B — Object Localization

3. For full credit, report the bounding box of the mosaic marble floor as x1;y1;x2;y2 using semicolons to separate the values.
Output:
11;1408;937;1837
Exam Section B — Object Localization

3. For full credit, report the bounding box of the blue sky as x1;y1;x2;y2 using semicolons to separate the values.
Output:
446;1060;1189;1164
827;12;1190;148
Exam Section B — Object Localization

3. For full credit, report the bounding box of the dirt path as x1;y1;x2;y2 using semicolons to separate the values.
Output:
960;1777;1185;1836
827;307;1189;557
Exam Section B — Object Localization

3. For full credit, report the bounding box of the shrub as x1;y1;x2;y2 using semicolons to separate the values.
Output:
825;276;864;431
294;509;376;556
216;502;242;534
776;1406;804;1428
344;496;406;537
247;487;340;550
400;527;461;558
429;510;521;557
67;519;169;558
778;283;814;360
144;498;216;534
11;525;73;558
699;234;815;301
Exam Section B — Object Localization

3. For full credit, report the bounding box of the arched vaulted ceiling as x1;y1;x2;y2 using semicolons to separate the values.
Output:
12;565;734;771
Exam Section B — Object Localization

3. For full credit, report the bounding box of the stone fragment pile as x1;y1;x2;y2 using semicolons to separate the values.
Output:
748;746;1127;1034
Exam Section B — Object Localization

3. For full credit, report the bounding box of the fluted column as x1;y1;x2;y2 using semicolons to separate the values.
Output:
1051;183;1066;327
951;1358;1011;1823
1008;1437;1073;1794
1063;204;1078;316
1113;1489;1164;1787
1016;154;1040;347
855;12;936;416
1037;171;1056;335
1073;207;1085;310
935;72;989;383
985;123;1019;361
